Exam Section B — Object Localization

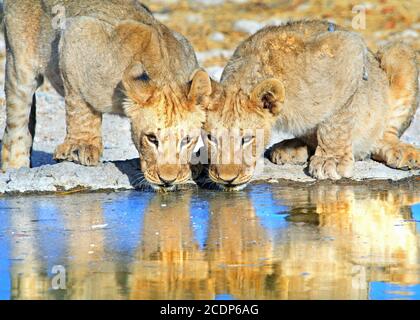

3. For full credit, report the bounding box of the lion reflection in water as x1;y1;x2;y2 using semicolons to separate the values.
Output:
7;183;420;299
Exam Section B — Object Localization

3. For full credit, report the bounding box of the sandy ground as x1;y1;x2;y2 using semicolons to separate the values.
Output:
0;0;419;193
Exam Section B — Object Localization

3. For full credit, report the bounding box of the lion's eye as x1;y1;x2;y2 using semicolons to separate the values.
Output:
242;136;254;145
146;134;159;147
135;72;150;82
207;134;218;145
180;136;192;148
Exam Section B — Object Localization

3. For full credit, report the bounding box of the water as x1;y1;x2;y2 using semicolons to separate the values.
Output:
0;180;419;300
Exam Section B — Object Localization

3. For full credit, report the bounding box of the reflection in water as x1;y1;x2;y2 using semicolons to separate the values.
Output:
0;180;419;300
130;193;211;300
206;194;273;300
273;185;420;299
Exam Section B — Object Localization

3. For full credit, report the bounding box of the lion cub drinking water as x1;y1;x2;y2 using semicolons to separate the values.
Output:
1;0;212;191
204;20;419;190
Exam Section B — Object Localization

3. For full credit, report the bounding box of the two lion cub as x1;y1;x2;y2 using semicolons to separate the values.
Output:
2;1;418;192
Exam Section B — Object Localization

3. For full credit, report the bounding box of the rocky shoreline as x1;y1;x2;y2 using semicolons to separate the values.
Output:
0;156;418;195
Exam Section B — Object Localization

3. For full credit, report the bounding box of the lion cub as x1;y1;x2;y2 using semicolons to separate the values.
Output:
204;20;419;189
1;0;212;191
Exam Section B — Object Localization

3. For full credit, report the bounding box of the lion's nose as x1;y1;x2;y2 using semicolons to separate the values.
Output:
222;176;238;185
158;174;177;186
157;165;179;186
215;166;240;185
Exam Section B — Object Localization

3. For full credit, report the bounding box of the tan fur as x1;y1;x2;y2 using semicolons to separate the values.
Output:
204;20;419;188
1;0;212;191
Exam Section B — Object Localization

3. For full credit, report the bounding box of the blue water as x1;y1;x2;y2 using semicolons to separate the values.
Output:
0;208;10;300
0;182;419;300
370;282;420;300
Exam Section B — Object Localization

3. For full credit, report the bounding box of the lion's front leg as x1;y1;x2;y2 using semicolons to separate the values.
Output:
1;38;41;171
309;118;355;180
372;134;419;170
54;94;103;166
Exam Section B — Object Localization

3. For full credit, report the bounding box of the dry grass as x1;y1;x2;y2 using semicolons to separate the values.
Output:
144;0;420;66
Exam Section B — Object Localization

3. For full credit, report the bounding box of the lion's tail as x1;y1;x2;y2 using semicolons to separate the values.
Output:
377;42;419;138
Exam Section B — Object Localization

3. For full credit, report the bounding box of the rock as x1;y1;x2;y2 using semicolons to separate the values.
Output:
256;158;419;183
399;29;419;38
0;160;138;194
233;18;285;35
0;152;418;194
296;3;311;12
185;14;204;24
233;19;264;34
209;32;225;42
147;0;180;4
188;0;225;7
153;13;170;22
359;2;376;10
196;49;234;64
264;18;286;27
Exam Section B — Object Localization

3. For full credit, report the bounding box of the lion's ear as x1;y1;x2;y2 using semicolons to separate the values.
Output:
115;21;162;71
122;62;156;110
115;21;158;54
118;21;162;114
250;79;285;116
188;69;212;106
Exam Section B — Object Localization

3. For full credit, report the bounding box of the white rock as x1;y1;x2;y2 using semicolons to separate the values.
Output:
209;32;225;42
264;18;285;27
373;31;385;38
233;19;264;34
148;0;179;4
196;49;234;64
189;0;225;6
359;2;375;10
233;18;285;35
185;14;204;24
153;13;170;22
296;3;311;11
400;29;419;38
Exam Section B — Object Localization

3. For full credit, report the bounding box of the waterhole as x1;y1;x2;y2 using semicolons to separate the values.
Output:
0;180;419;300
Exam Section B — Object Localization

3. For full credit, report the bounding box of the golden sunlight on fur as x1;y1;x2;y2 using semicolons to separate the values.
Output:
204;20;419;188
1;0;212;191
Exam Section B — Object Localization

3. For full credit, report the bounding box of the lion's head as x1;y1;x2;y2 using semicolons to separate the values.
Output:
204;79;285;191
119;21;212;191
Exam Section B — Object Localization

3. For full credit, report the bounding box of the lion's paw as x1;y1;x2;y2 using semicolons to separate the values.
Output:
54;140;102;166
309;155;354;180
382;144;419;170
268;139;309;165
